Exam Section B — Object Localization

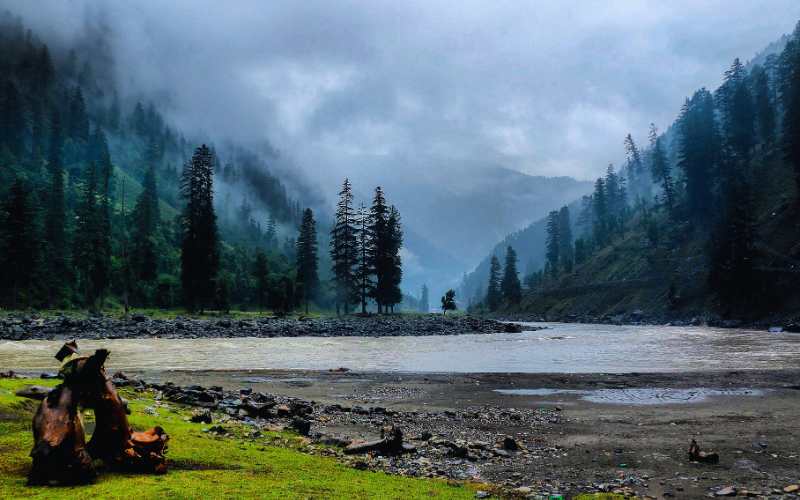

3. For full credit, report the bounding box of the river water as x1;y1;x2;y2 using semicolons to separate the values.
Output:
1;322;799;374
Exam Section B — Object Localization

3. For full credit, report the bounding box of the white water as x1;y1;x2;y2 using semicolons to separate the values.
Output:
1;322;799;373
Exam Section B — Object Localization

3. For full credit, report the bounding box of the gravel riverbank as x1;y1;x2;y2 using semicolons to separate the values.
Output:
14;368;792;499
0;314;524;341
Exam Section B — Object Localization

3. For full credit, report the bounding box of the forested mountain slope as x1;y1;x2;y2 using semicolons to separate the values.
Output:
0;12;313;311
470;22;800;326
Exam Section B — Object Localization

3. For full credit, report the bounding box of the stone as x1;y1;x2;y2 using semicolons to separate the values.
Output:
290;417;311;436
190;409;213;424
501;436;520;451
784;485;800;493
715;486;737;497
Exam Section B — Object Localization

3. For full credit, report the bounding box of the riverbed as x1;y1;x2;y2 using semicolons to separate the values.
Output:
2;322;799;373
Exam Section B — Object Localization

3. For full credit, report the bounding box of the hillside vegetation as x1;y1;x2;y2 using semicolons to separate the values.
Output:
472;22;800;326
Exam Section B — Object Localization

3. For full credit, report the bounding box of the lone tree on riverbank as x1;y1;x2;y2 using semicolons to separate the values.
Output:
180;144;219;313
441;289;456;315
295;208;319;314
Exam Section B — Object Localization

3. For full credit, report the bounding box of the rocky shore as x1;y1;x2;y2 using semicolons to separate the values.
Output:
80;369;800;499
0;314;524;341
496;310;800;331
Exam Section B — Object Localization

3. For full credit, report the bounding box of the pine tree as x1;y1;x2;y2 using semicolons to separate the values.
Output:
649;124;674;214
355;203;373;313
253;249;269;312
131;164;160;282
719;59;755;165
591;178;608;247
779;25;800;195
43;110;67;305
604;165;625;234
386;205;403;313
678;88;718;221
500;246;522;304
68;87;89;144
2;178;38;308
419;284;430;313
545;210;560;276
486;255;502;311
0;81;25;157
74;163;104;309
330;179;358;314
750;64;775;145
295;208;319;314
558;206;574;273
368;186;392;313
265;214;277;248
624;133;649;202
180;144;219;312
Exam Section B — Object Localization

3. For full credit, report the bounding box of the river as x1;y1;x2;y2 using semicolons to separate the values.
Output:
2;322;800;374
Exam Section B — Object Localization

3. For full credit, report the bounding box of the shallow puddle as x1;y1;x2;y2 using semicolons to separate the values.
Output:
493;387;767;405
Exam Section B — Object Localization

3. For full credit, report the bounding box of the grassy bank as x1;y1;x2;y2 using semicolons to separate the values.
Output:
0;378;479;499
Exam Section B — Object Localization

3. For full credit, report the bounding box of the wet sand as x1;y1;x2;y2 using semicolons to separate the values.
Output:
80;368;800;498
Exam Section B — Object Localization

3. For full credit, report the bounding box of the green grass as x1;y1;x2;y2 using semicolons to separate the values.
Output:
0;378;479;499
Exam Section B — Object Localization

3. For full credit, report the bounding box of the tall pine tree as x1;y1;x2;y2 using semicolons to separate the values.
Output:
131;164;160;283
500;246;521;304
2;178;38;308
180;144;219;312
295;208;319;314
330;179;358;314
486;255;502;311
44;110;67;306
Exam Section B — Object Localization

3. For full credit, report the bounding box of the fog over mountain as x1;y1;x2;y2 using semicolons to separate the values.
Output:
6;0;800;296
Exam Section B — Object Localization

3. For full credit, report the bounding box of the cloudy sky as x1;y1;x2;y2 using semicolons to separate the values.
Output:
8;0;800;186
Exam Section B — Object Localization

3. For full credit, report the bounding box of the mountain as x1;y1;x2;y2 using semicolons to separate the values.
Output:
353;163;592;299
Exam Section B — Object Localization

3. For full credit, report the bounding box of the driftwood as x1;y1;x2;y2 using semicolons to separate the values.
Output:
84;358;168;474
344;425;412;456
27;343;169;486
689;439;719;464
28;384;96;485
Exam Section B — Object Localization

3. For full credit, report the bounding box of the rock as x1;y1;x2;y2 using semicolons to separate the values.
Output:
208;425;228;435
276;404;291;417
513;486;532;495
732;459;760;473
290;417;311;436
40;372;59;379
715;486;737;497
475;491;491;499
501;436;520;451
785;485;800;493
190;409;213;424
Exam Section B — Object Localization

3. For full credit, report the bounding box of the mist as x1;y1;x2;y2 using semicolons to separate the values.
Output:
6;0;799;190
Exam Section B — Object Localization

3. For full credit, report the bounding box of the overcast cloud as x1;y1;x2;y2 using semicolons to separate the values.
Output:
7;0;800;187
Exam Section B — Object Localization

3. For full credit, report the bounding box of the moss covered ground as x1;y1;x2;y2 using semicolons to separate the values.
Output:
0;377;479;499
